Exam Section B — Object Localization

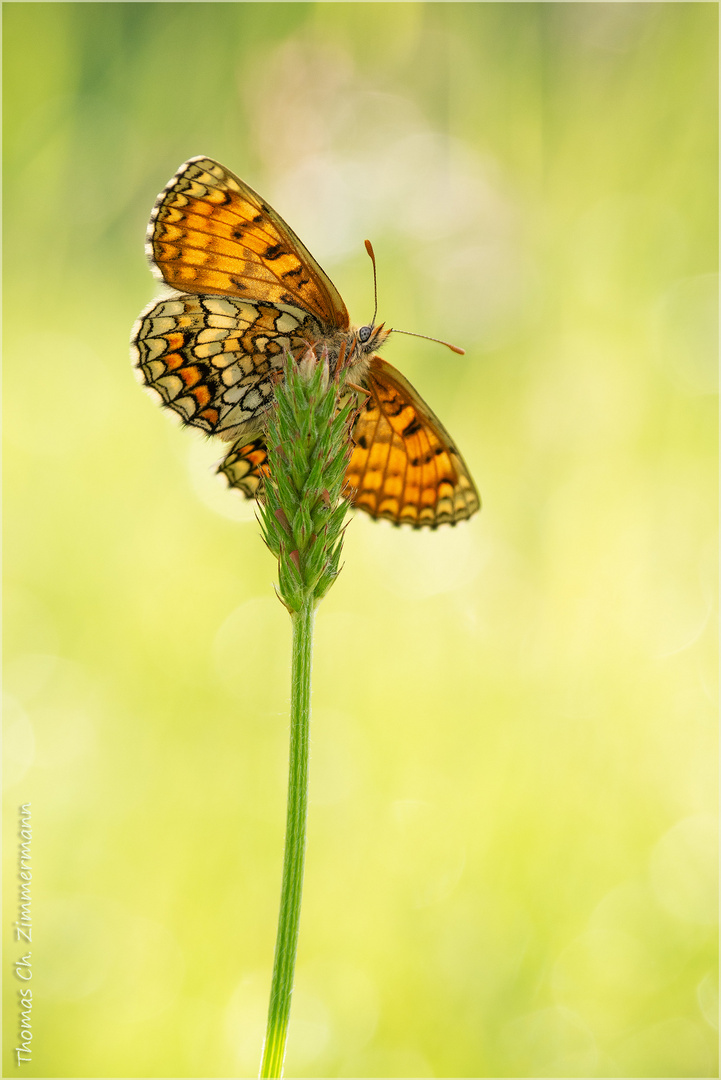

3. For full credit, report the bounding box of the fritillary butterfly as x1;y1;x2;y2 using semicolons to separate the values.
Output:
131;157;480;527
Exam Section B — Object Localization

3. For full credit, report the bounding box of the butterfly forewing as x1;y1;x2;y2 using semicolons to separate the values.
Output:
147;157;349;330
345;356;480;527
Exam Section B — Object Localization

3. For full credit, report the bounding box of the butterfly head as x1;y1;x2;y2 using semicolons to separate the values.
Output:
356;321;391;355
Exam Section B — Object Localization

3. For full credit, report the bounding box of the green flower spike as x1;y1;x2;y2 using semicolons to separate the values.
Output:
258;345;356;1079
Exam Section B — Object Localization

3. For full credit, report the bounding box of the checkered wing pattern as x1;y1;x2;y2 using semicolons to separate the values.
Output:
132;293;319;443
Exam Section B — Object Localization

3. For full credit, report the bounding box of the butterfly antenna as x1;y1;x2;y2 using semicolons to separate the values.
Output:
392;328;466;355
365;240;464;354
364;239;379;327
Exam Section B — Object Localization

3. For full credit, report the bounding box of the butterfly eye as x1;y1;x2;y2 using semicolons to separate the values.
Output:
358;325;373;343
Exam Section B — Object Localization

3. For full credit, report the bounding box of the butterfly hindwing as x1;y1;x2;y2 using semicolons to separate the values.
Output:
345;356;480;527
132;292;320;442
219;437;271;498
147;157;349;330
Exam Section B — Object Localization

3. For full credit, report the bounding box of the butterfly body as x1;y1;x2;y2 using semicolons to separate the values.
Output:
132;157;479;527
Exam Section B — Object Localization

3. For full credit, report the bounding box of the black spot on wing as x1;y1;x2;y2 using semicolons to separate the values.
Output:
401;418;422;438
282;265;307;281
409;451;438;467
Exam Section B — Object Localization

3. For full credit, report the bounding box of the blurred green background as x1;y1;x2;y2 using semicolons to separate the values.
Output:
3;3;717;1077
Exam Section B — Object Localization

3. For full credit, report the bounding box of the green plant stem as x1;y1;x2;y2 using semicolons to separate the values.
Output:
260;596;315;1079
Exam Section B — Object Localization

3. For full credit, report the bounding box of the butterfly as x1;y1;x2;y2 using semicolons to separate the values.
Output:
131;157;480;527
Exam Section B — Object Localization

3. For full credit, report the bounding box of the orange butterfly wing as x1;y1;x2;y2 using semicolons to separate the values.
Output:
146;156;349;330
345;356;480;527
